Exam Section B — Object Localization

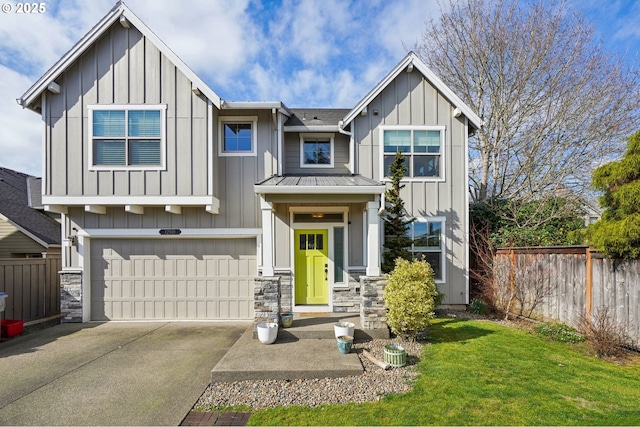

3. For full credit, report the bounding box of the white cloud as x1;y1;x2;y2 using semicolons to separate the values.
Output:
0;66;42;176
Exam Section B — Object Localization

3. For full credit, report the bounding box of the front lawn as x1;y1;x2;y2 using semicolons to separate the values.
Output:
248;317;640;425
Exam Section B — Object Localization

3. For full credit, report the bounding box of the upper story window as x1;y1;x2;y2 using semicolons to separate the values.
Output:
300;133;334;168
219;116;257;156
406;217;445;282
89;105;166;170
380;126;445;180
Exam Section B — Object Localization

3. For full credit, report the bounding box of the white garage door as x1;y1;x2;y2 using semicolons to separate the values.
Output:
90;238;256;321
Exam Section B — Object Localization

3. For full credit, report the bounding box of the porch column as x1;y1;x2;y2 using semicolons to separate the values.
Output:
260;197;275;276
366;197;381;276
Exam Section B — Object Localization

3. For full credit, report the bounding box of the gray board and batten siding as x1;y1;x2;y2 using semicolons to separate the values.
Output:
351;68;470;305
43;22;210;198
42;21;280;230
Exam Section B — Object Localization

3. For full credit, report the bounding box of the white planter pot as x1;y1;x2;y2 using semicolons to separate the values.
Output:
257;322;278;344
334;322;355;339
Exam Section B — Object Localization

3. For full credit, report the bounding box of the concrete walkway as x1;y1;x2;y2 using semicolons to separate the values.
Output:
211;314;389;383
0;321;248;426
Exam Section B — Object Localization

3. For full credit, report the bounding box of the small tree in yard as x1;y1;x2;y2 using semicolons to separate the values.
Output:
585;130;640;259
382;151;414;273
386;258;439;341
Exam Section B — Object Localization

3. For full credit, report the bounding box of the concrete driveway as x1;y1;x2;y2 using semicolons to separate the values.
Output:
0;321;249;426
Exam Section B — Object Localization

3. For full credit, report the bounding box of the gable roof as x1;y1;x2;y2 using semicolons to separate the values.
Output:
341;52;482;131
0;167;60;246
18;1;221;111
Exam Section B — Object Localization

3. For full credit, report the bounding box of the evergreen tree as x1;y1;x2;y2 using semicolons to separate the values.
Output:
585;130;640;259
382;151;414;273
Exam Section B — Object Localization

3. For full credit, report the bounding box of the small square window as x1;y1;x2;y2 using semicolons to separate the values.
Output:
219;116;257;156
300;134;334;168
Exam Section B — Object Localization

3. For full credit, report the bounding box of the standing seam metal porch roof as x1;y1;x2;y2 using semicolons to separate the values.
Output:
255;175;384;194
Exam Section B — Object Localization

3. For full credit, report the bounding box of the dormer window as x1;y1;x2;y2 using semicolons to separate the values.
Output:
89;105;166;170
300;133;334;168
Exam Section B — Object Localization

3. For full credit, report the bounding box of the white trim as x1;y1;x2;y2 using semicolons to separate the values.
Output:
41;195;221;206
464;117;470;304
260;198;274;276
284;125;340;133
277;111;283;176
221;101;291;116
341;52;482;129
379;125;446;182
77;228;261;238
207;100;214;197
88;104;168;171
365;198;381;276
41;92;47;196
218;116;258;157
254;185;383;195
78;235;90;322
299;133;335;169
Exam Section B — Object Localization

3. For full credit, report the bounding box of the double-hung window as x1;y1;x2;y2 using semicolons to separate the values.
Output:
300;133;334;168
406;218;445;281
381;126;445;179
89;105;166;169
219;116;257;156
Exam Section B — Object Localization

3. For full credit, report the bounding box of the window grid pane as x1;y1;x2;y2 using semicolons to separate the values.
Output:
94;139;126;165
129;140;161;165
128;110;161;137
224;123;252;152
383;130;411;153
93;110;125;137
304;141;331;164
334;227;344;283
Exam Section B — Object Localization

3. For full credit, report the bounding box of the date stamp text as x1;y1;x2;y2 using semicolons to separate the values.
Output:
2;2;47;13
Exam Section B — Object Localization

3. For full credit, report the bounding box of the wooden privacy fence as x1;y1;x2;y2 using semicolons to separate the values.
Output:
494;246;640;347
0;248;61;322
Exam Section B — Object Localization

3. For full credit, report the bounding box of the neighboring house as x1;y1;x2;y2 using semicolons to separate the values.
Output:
0;167;61;258
17;2;481;323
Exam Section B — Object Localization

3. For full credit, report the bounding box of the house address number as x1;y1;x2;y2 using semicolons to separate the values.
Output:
159;229;182;235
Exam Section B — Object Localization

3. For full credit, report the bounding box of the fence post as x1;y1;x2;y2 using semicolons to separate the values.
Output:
586;247;593;318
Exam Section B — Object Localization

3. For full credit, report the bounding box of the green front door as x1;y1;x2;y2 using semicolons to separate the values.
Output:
294;229;329;305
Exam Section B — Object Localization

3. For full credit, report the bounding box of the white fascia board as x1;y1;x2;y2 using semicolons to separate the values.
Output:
284;125;340;133
341;52;482;130
19;3;221;110
42;195;221;206
222;101;292;117
254;185;384;195
78;228;262;238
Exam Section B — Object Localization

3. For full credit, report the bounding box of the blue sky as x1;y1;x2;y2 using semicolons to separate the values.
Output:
0;0;638;177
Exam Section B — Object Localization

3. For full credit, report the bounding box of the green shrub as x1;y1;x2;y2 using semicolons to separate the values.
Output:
534;322;586;344
385;258;439;341
468;298;487;314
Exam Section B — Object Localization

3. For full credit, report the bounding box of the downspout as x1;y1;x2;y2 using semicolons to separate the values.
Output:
276;109;283;176
338;120;353;174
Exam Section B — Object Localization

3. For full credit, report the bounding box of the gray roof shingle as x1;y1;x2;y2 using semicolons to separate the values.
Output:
285;108;351;128
0;167;60;246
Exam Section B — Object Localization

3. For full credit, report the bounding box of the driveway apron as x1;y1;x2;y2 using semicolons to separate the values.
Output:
0;321;248;426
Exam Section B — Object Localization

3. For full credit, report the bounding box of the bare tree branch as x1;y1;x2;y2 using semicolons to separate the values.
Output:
417;0;640;218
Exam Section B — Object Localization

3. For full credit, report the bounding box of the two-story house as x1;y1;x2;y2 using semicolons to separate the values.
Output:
18;2;481;324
